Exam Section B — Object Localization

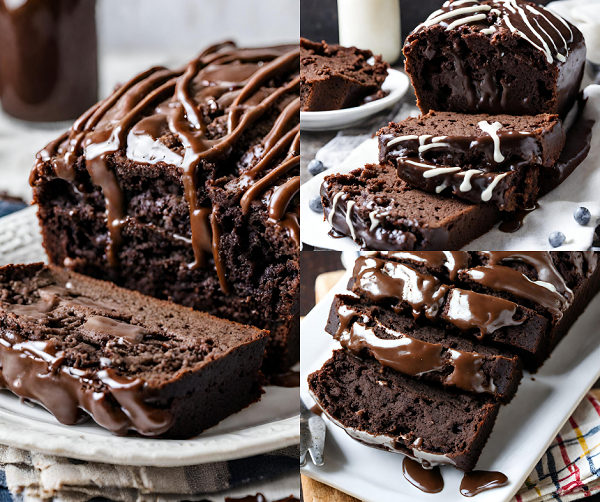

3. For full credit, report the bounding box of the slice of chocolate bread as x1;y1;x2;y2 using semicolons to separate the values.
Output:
0;263;268;439
308;350;500;472
377;111;565;210
348;252;600;369
29;43;299;374
403;0;585;117
321;163;502;250
327;294;523;401
300;38;390;111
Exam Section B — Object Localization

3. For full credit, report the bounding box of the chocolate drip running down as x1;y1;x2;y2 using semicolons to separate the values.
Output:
33;43;300;293
402;457;444;494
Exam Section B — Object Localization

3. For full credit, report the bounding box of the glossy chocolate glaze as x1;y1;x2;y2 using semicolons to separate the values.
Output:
460;470;508;497
32;43;299;292
352;255;525;338
387;251;470;280
267;370;300;387
402;457;444;493
0;285;175;436
0;0;98;121
333;303;497;393
410;0;585;117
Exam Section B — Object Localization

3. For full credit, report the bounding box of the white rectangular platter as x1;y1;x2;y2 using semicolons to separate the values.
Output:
300;264;600;502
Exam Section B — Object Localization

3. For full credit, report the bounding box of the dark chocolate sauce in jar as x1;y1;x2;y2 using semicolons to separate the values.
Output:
402;457;444;494
460;470;508;497
0;0;98;122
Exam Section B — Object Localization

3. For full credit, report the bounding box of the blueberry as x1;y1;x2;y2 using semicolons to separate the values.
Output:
573;206;591;226
308;159;326;176
309;196;323;212
548;231;565;248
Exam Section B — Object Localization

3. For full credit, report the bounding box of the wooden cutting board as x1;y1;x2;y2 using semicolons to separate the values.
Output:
303;270;600;502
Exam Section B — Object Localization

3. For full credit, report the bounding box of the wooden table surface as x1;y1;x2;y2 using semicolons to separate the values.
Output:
300;251;600;501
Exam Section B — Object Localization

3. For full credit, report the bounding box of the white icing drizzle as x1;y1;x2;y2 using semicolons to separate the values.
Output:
526;5;568;62
432;136;447;142
346;201;356;239
459;169;481;192
481;26;496;35
328;192;344;226
481;172;509;201
444;0;479;6
477;120;505;163
446;13;488;30
405;159;462;178
422;4;491;28
387;135;418;147
419;142;451;153
419;135;433;146
435;182;448;193
369;211;380;231
524;275;558;293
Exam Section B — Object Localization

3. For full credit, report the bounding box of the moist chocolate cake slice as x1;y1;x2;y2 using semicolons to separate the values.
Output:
377;111;565;211
29;43;300;374
321;163;502;250
0;263;268;439
309;350;500;472
300;38;390;111
403;0;585;117
327;294;523;401
348;252;600;368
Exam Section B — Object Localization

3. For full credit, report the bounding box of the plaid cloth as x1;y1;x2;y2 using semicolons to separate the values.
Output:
0;445;298;502
513;392;600;502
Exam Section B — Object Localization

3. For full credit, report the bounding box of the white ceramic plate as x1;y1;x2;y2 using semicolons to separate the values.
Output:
0;206;299;466
300;69;410;131
300;264;600;502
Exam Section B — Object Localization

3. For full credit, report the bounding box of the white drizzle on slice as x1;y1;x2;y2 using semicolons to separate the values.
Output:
481;26;496;35
328;192;344;226
481;172;509;201
446;13;488;30
459;169;481;192
387;135;419;147
369;211;380;231
419;135;433;146
477;121;505;163
419;142;451;153
421;4;491;28
346;201;357;240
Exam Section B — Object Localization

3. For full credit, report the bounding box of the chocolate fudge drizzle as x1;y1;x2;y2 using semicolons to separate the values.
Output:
33;43;300;292
402;457;444;493
334;303;496;393
0;285;174;436
460;470;508;497
352;256;524;337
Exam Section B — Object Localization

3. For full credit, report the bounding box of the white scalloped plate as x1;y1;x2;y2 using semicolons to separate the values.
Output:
0;206;299;466
300;69;410;131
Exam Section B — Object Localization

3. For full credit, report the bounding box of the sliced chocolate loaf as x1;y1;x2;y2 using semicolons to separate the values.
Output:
300;38;390;111
0;263;268;438
348;252;600;368
308;350;500;472
327;294;523;401
403;0;585;117
377;111;565;211
321;163;502;250
29;43;300;374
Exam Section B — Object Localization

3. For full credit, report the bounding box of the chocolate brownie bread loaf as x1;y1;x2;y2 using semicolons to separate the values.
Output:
321;163;502;250
0;263;268;438
29;43;300;374
348;252;600;368
403;0;585;117
327;294;523;401
308;349;501;472
378;111;565;210
300;38;390;111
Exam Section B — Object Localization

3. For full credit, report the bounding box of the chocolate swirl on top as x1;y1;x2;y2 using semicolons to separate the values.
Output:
31;43;300;293
419;0;574;64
